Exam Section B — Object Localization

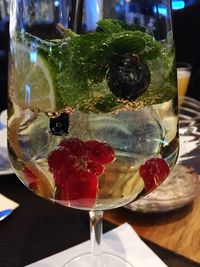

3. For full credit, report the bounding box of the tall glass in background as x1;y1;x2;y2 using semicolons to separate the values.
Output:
8;1;179;266
177;62;192;98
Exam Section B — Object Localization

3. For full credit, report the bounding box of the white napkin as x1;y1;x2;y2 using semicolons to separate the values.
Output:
0;193;19;211
26;223;167;267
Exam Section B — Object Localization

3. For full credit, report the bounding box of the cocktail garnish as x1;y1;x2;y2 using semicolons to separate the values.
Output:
85;140;115;164
48;138;115;207
49;113;69;136
12;19;176;113
106;54;150;101
139;158;170;193
54;170;98;208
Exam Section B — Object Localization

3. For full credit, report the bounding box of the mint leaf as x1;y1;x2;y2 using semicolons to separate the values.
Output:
97;19;127;33
55;23;161;111
132;31;161;60
94;94;121;113
108;31;146;54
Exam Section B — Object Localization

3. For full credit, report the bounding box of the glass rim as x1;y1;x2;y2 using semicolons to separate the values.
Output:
177;62;192;71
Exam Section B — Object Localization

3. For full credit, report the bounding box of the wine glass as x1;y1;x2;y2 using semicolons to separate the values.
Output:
8;0;179;266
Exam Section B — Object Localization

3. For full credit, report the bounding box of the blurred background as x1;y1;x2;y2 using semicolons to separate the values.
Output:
1;0;200;112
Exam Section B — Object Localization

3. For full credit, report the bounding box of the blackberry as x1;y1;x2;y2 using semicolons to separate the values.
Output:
106;54;150;101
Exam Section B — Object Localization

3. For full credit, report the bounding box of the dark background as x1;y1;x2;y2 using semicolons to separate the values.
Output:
173;2;200;100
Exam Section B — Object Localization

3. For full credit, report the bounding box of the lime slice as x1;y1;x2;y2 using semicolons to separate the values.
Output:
10;42;61;113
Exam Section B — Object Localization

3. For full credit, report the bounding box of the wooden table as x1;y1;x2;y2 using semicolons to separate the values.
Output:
104;194;200;264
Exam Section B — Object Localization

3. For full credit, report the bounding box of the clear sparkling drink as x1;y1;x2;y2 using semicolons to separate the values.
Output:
8;18;178;210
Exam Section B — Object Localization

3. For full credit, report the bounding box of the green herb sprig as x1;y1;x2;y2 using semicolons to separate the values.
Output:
19;19;176;112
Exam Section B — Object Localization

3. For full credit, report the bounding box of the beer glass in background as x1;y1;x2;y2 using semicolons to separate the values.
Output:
177;62;192;98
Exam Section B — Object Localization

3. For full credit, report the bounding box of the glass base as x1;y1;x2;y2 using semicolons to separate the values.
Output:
63;252;134;267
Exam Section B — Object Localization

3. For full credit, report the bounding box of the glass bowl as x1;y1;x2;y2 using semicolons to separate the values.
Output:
179;96;200;124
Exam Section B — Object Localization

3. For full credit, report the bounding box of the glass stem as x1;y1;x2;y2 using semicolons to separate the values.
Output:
89;210;103;267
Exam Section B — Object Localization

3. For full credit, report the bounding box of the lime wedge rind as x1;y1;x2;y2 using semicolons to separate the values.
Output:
10;41;59;113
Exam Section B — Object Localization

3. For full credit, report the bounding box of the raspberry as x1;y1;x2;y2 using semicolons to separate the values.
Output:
48;147;76;173
60;138;86;157
48;138;115;208
55;170;98;207
85;140;115;164
139;158;170;193
23;167;38;190
54;171;68;186
87;161;104;176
